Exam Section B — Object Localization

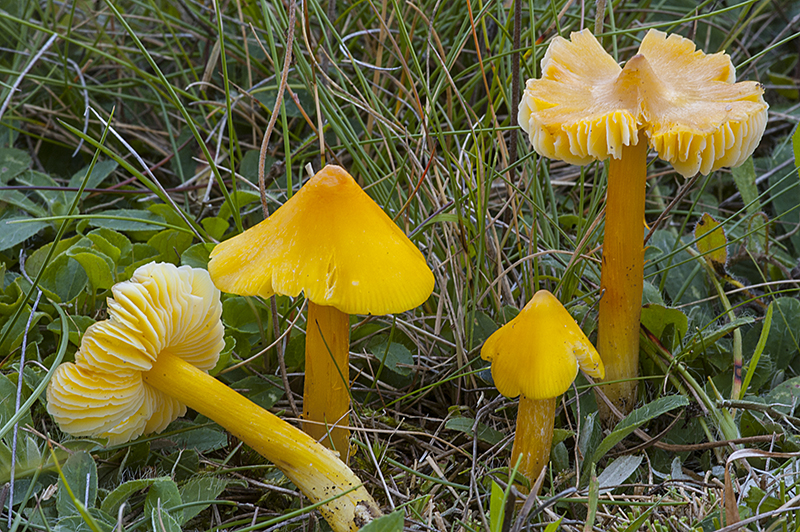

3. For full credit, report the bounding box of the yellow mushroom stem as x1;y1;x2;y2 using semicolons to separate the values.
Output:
142;352;381;532
596;133;648;419
303;302;352;461
510;396;556;491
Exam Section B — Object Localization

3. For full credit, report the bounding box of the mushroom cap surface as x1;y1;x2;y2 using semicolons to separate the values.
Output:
518;29;768;177
46;262;225;444
208;165;435;316
481;290;604;400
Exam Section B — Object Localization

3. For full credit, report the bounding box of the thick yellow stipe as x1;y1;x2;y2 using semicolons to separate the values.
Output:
510;396;556;491
597;135;648;419
143;352;381;532
304;302;352;461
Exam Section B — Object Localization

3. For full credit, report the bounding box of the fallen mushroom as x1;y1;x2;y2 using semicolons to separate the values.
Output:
208;164;435;461
518;29;767;418
481;290;604;487
46;262;382;532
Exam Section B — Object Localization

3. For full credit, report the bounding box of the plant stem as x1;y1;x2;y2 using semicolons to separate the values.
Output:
511;395;556;491
304;302;352;462
143;352;380;532
596;134;648;421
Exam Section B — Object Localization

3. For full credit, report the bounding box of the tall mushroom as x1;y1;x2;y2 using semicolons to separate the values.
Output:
481;290;604;487
208;164;435;461
46;262;382;532
518;29;768;418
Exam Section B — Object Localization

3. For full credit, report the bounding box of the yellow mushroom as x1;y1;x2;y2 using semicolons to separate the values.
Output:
481;290;604;487
208;164;435;461
46;262;382;532
518;29;767;417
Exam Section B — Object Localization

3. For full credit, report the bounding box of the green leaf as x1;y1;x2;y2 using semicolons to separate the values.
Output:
358;510;404;532
150;504;182;532
218;190;260;221
763;298;800;370
54;509;115;532
100;477;170;516
767;376;800;414
731;158;760;214
0;189;48;217
444;416;504;445
68;248;115;290
41;254;88;302
145;479;183;524
160;420;229;453
640;304;688;351
147;229;193;264
229;375;283;410
371;341;414;376
178;476;228;523
15;170;67;212
742;301;773;396
88;228;132;261
181;242;215;269
67;160;118;200
201;217;229;241
794;123;800;180
88;209;164;232
47;315;95;347
0;148;32;183
57;451;98;517
0;373;32;431
589;396;689;465
0;215;48;251
85;232;121;265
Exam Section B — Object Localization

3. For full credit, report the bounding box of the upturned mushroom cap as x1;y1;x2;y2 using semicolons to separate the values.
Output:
518;29;768;177
46;262;225;444
481;290;604;400
208;165;435;316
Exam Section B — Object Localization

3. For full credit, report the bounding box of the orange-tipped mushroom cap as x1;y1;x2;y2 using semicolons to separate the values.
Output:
481;290;604;400
46;262;225;444
518;29;768;177
208;165;435;316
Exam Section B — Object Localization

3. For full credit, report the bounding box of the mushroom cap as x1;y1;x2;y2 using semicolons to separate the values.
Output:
46;262;225;444
518;29;768;177
481;290;604;400
208;165;435;316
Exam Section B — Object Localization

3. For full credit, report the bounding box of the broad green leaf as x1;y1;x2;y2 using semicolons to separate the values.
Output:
589;396;689;465
228;375;283;410
680;316;756;362
47;314;96;347
181;242;215;269
694;213;727;270
161;420;228;453
147;229;193;264
144;479;183;524
178;476;228;523
88;209;164;232
744;212;770;256
15;170;67;212
57;451;98;517
67;160;118;200
85;233;121;265
201;217;229;241
358;510;404;532
24;234;83;277
763;298;800;370
640;304;688;351
88;228;132;261
793;123;800;180
54;509;115;532
731;158;760;214
68;248;115;290
0;304;46;354
444;416;504;445
742;301;773;396
0;189;47;217
150;504;182;532
100;477;170;516
767;376;800;414
768;71;799;100
769;158;800;255
0;148;32;183
218;190;260;221
0;215;48;251
0;373;32;430
371;342;414;376
41;254;88;302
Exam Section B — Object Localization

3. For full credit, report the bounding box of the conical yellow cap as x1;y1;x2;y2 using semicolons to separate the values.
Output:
481;290;604;400
208;165;435;315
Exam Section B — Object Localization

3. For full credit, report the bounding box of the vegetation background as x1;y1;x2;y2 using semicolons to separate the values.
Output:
1;0;800;530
